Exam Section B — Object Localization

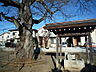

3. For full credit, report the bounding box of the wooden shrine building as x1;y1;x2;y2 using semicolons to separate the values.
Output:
44;19;96;46
44;19;96;70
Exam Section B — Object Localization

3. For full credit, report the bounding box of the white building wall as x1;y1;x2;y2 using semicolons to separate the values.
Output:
15;31;19;38
3;33;10;41
80;37;86;46
91;29;96;43
80;29;96;45
0;32;10;44
0;35;3;43
9;31;19;43
38;27;48;37
9;31;19;38
61;37;68;43
38;27;56;37
38;27;57;48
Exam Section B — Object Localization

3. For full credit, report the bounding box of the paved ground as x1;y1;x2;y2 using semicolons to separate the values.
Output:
0;49;55;72
0;48;96;72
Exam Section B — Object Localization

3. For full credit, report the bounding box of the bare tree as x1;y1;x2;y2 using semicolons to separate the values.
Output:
0;0;95;60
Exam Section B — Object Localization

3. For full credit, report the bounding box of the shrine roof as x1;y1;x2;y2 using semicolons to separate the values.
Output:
44;19;96;29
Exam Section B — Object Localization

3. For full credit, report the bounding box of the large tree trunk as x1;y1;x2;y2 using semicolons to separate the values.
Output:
15;4;34;60
16;28;34;60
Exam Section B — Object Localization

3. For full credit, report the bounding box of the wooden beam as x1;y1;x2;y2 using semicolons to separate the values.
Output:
58;32;89;37
44;23;96;30
48;26;95;35
44;19;96;30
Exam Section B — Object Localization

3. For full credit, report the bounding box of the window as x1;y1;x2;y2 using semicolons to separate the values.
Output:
7;36;9;38
13;32;15;35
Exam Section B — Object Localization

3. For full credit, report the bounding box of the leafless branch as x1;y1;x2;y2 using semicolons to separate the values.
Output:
75;0;93;15
32;12;47;24
29;0;36;5
32;0;64;24
0;12;21;28
32;5;45;15
0;0;22;8
37;1;54;15
0;12;14;21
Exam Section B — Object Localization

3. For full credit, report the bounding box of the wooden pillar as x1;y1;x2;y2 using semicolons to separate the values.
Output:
73;37;78;46
60;36;62;44
59;36;62;63
88;32;93;64
85;36;90;64
56;35;63;70
56;35;59;69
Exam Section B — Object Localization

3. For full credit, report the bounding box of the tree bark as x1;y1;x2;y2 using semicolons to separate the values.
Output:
15;4;34;60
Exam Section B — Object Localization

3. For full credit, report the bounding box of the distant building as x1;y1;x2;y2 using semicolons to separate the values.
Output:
38;26;57;48
0;32;10;44
0;29;38;45
8;29;20;43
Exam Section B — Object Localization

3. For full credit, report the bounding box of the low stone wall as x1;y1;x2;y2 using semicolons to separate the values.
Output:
1;47;15;51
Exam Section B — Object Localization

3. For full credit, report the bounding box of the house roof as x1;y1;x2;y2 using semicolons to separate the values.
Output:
9;29;38;32
9;29;18;31
0;32;10;36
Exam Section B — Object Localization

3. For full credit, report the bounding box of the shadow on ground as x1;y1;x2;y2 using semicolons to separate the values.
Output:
80;63;96;72
33;47;40;60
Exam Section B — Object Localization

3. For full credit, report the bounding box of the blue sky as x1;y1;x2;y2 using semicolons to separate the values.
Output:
0;0;96;34
32;2;96;29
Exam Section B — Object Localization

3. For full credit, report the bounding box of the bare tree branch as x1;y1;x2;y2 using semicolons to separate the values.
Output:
37;1;54;15
0;12;21;28
32;0;63;24
29;0;36;5
0;12;33;34
75;0;92;15
0;0;23;8
32;5;45;15
0;12;14;21
32;12;47;24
